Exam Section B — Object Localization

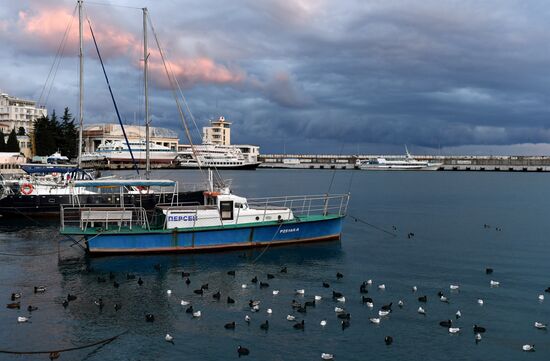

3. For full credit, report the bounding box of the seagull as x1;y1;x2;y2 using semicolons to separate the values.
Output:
192;310;201;318
448;327;460;334
244;315;251;323
272;290;279;295
412;286;418;292
475;333;482;343
449;285;459;290
166;290;172;296
295;289;305;295
538;294;544;301
267;308;273;314
440;295;449;303
11;293;21;301
378;310;390;317
522;344;535;352
477;299;484;306
237;345;250;357
378;284;386;290
336;296;346;303
165;334;174;344
398;300;404;308
490;280;500;287
366;301;374;308
287;315;296;321
249;300;261;307
334;307;345;313
17;316;30;323
241;284;247;289
251;305;260;312
369;317;381;324
534;322;547;329
321;353;334;360
320;319;327;326
315;295;322;301
456;310;462;319
418;306;426;315
367;279;373;285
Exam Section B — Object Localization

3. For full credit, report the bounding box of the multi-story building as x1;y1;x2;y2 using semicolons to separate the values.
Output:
202;116;231;145
0;92;47;158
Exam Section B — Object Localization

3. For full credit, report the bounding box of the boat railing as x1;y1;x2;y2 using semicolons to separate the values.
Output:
60;205;149;232
247;193;350;218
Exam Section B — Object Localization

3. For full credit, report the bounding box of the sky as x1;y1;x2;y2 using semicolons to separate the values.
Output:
1;0;550;155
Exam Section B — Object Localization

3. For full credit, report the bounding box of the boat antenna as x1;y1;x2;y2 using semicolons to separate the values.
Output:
143;7;150;179
78;0;84;168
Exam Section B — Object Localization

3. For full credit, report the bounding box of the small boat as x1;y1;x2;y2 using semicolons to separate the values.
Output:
60;177;349;255
357;146;441;171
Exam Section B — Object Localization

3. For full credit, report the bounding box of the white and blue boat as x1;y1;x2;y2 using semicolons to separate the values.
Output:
60;179;349;255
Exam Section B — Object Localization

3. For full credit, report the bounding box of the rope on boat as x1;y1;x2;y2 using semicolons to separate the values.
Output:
348;214;397;237
0;330;128;356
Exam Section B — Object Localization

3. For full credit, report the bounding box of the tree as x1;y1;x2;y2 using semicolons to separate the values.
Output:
33;114;56;156
0;130;5;152
6;128;20;152
59;107;78;159
17;127;26;136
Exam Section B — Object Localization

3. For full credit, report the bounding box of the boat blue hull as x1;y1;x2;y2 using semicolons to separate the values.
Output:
85;217;344;255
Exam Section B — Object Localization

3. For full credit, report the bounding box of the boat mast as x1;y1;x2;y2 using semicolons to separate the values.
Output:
143;7;150;179
78;0;84;167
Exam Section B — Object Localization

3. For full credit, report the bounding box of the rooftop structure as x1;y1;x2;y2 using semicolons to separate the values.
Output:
203;116;231;145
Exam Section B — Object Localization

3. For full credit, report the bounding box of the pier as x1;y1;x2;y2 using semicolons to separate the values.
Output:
259;154;550;171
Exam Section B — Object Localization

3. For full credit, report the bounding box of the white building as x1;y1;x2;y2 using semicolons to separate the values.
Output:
202;116;231;145
0;92;47;158
83;123;179;152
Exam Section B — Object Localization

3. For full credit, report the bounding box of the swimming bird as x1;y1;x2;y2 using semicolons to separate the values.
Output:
456;310;462;319
296;289;305;295
335;296;346;303
267;308;273;314
362;296;373;304
62;300;68;308
251;276;258;283
545;287;550;293
320;319;327;326
336;272;344;279
418;295;427;303
341;319;350;330
418;306;426;315
225;296;235;304
241;284;247;289
260;320;269;331
193;289;204;296
27;305;38;312
114;303;121;311
280;267;287;273
201;283;209;290
126;273;136;280
448;327;460;334
251;304;260;312
398;300;404;308
378;284;386;290
287;315;296;321
94;298;104;310
321;353;334;360
165;334;174;344
360;283;369;294
294;320;305;330
449;284;459;290
369;317;381;324
412;286;418;292
439;320;452;327
323;282;330;288
185;278;190;285
227;270;235;276
332;291;343;298
6;302;20;309
440;295;449;303
11;293;21;301
538;294;544;301
337;313;351;320
192;310;201;318
185;306;194;314
522;344;535;352
296;306;307;313
267;273;275;279
473;325;486;333
273;290;279;295
477;299;484;305
379;309;391;317
67;294;77;302
291;300;302;309
145;314;155;322
249;299;261;307
166;289;172;296
138;277;144;286
238;345;250;357
17;316;30;323
315;295;322;301
486;268;493;274
534;322;547;329
489;280;500;287
380;302;392;311
475;333;482;343
181;300;190;306
334;307;345;313
367;279;373;285
181;271;190;278
259;282;269;288
225;321;236;329
49;351;60;360
305;300;316;308
385;336;393;345
213;291;221;300
244;315;251;324
34;286;46;293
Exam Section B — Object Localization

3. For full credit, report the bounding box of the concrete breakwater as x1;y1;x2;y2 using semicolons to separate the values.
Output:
259;154;550;171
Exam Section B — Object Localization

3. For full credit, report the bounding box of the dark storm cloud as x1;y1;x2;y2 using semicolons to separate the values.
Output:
1;0;550;154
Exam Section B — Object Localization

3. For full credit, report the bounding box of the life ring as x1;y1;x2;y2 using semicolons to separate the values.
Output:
137;186;150;195
21;183;34;195
203;191;220;197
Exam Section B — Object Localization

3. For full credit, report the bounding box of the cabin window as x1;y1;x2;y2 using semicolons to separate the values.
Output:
220;201;234;220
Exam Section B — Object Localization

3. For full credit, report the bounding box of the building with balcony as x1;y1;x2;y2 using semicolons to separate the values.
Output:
202;116;231;145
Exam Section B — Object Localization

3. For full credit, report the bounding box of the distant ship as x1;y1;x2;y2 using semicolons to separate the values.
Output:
81;139;178;164
358;146;442;171
177;144;261;170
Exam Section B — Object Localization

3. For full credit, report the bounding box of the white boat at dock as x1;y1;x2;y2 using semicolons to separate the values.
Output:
357;147;442;171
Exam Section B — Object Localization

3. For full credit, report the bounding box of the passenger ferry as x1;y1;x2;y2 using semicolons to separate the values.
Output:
177;144;261;169
358;147;442;171
81;140;178;164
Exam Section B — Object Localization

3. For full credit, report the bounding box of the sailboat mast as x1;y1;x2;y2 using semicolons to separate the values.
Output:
78;0;84;167
143;7;150;179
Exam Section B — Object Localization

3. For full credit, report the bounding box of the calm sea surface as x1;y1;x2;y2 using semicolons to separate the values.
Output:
1;169;549;360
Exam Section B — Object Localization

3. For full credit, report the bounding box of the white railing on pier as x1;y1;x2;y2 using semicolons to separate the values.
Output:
247;193;350;218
